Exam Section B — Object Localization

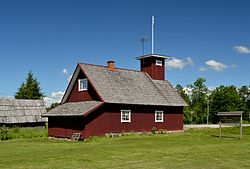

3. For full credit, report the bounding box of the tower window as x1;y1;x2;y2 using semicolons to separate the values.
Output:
156;60;162;66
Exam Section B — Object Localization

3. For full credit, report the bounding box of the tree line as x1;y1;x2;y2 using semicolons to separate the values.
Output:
176;77;250;124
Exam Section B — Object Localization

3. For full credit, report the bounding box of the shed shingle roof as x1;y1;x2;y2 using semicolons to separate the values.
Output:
0;99;47;124
80;63;187;106
43;101;103;116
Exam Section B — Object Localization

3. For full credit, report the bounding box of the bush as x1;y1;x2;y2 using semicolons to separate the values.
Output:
151;127;157;134
0;125;10;140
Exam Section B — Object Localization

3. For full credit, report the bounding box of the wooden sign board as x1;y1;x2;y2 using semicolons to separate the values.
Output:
217;111;243;139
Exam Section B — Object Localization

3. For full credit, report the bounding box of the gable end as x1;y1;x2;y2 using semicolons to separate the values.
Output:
61;64;104;104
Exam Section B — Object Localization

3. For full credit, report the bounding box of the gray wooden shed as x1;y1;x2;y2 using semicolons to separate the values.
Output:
0;98;47;126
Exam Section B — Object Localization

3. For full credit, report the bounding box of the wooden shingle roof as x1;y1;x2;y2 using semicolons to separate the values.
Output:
80;63;187;106
0;99;47;124
43;101;103;116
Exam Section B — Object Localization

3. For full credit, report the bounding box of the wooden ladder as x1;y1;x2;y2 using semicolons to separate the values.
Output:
71;133;81;141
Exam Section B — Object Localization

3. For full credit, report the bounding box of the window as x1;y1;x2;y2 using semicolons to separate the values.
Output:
156;60;163;66
121;110;131;123
78;79;88;91
155;110;164;122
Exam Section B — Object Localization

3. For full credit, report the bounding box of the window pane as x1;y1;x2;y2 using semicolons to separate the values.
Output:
79;79;88;91
155;111;163;122
156;60;162;66
121;110;131;122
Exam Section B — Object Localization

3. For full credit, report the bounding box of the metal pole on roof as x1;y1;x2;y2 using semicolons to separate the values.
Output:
152;15;154;54
140;36;148;56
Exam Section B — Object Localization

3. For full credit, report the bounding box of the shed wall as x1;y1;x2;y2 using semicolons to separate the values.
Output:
48;116;84;138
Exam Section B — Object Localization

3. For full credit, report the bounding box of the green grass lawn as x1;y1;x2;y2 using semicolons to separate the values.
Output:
1;127;250;169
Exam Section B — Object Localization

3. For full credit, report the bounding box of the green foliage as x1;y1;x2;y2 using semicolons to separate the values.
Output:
0;125;10;140
0;127;47;141
15;71;44;99
183;107;192;124
46;102;61;112
177;78;249;124
238;85;250;121
175;84;192;123
189;77;208;124
175;84;190;105
209;85;242;123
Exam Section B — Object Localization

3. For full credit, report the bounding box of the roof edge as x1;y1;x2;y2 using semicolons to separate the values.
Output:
61;64;81;104
79;64;105;102
83;102;104;117
136;54;170;60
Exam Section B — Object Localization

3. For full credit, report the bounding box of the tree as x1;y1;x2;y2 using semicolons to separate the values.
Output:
238;85;250;121
209;85;242;123
46;102;60;112
175;84;192;124
15;71;44;99
175;84;190;104
189;77;208;124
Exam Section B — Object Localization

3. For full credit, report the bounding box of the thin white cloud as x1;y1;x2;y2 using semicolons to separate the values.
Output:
200;59;237;72
62;68;68;76
166;57;194;70
44;91;65;107
233;45;250;54
67;75;72;82
231;64;237;68
199;66;208;72
62;68;72;82
186;57;194;66
205;60;227;72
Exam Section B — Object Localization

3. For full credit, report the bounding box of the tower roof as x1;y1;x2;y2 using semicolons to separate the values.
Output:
136;54;170;60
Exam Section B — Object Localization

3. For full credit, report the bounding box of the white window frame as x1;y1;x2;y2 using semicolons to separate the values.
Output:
78;78;88;91
155;60;163;66
121;110;131;123
155;110;164;122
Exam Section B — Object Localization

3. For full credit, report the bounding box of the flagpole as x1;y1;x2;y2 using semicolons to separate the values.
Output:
152;15;154;54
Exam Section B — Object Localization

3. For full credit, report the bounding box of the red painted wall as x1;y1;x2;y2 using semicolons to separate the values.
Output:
84;104;183;138
140;57;165;80
48;116;84;138
67;70;100;102
48;104;183;139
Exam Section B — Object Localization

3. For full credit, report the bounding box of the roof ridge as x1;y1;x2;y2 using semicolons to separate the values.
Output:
143;74;171;105
81;63;142;73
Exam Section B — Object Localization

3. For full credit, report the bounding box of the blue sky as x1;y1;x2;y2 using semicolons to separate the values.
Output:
0;0;250;106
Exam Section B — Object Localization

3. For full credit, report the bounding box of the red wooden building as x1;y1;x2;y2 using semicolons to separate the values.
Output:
43;54;187;139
